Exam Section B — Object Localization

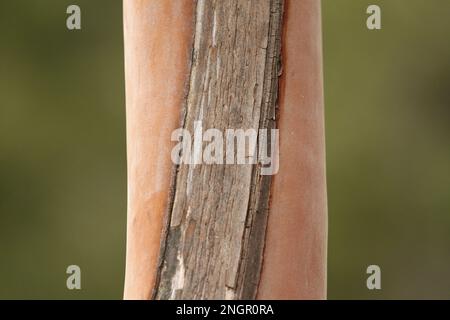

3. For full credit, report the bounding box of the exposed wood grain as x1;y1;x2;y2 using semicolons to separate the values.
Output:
155;0;284;300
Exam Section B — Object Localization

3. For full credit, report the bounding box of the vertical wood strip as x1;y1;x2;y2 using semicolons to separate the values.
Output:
155;0;284;300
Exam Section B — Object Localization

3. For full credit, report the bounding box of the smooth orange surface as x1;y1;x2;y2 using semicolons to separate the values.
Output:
123;0;194;299
257;0;328;299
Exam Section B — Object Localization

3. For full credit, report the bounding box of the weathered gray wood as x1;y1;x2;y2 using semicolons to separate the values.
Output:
155;0;283;300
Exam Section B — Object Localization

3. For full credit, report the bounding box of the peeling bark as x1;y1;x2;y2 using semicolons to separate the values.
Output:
154;0;284;300
124;0;327;300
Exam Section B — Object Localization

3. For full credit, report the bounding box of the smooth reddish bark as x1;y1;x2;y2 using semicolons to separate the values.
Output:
257;0;327;299
123;0;194;299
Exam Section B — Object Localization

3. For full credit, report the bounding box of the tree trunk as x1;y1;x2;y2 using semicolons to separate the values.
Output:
123;0;327;300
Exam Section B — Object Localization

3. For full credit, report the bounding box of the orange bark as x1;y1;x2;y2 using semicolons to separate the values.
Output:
257;0;327;299
123;0;194;299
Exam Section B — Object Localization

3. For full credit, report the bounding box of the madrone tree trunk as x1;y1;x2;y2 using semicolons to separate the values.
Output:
123;0;327;300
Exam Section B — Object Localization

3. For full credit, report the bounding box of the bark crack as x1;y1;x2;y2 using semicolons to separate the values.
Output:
155;0;284;300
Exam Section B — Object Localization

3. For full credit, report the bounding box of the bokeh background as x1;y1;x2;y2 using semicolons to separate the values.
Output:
0;0;449;299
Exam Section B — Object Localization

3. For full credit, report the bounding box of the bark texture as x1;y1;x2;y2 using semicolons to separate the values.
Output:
155;0;283;300
123;0;327;300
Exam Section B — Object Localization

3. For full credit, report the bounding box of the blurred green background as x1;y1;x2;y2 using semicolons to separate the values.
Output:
0;0;448;299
